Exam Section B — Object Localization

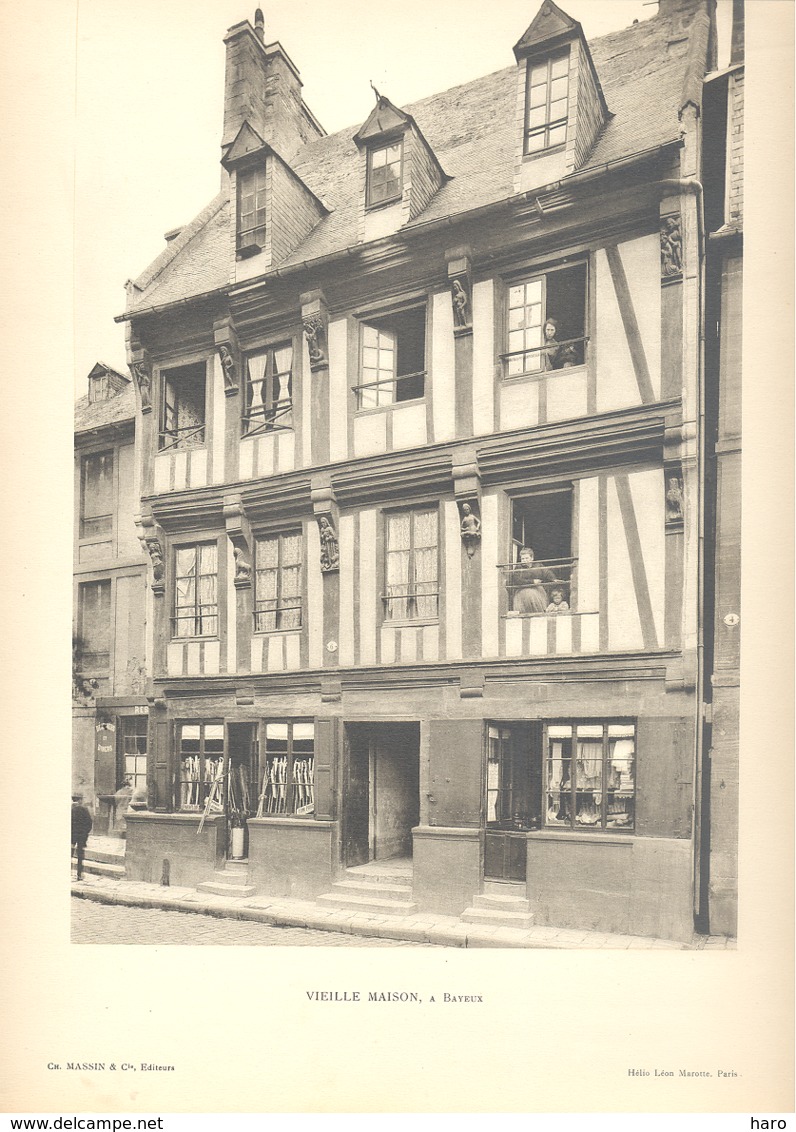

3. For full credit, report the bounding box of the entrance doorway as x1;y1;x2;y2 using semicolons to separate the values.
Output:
344;722;420;868
226;722;258;860
484;723;542;882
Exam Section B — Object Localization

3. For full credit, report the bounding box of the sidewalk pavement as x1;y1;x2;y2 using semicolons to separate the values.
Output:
70;870;737;951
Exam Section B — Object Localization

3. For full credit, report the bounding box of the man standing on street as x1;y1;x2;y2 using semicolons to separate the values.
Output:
71;792;93;881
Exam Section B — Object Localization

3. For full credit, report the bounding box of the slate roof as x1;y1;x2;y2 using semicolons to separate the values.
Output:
127;6;703;316
75;383;136;436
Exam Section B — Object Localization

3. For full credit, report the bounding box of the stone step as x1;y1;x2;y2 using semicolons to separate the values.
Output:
196;880;258;898
332;879;413;901
460;906;534;929
73;858;126;879
82;848;126;865
344;869;413;888
204;869;253;887
317;892;419;916
473;892;531;913
223;860;249;874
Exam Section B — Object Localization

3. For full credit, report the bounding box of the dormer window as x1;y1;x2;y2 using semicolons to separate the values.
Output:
367;141;403;208
524;50;569;154
237;164;267;256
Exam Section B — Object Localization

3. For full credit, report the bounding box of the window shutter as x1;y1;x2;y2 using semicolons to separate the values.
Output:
428;719;484;827
313;717;339;821
152;720;173;813
635;717;694;838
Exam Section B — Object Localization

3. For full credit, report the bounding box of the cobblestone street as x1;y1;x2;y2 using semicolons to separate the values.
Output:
71;896;434;946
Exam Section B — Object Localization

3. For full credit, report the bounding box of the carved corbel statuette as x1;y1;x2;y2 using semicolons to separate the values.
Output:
131;361;152;411
660;215;683;279
317;515;339;572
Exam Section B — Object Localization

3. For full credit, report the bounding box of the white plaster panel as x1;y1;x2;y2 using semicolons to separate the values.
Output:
380;625;396;665
480;492;499;658
518;149;566;194
391;402;427;450
401;628;418;664
629;468;666;647
328;318;349;463
189;448;207;488
595;248;642;413
173;451;187;491
444;501;462;660
211;353;225;483
277;429;295;472
547;371;587;423
239;438;254;480
338;514;355;666
618;234;662;399
250;636;264;674
154;454;170;494
301;340;313;468
203;639;220;675
307;519;324;669
267;634;285;672
431;290;455;442
422;625;439;663
500;380;539;432
607;477;644;650
186;642;201;675
258;434;275;477
581;612;600;654
284;633;301;670
226;539;236;675
577;477;600;613
529;617;547;656
472;280;495;435
354;412;387;457
167;642;184;676
364;201;401;241
505;616;522;657
359;510;377;665
555;615;573;654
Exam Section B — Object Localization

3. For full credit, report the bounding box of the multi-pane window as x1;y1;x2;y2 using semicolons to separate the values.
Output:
80;451;114;539
256;722;315;817
254;532;302;632
384;508;438;621
77;580;111;670
120;716;148;792
244;346;293;435
506;262;587;375
177;722;224;812
367;142;402;207
237;165;267;254
524;51;569;154
358;306;426;409
486;726;536;830
505;490;576;612
545;722;636;830
160;363;206;450
173;543;218;638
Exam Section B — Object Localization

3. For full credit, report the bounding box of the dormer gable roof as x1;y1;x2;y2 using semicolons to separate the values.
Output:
354;95;412;147
513;0;580;57
222;120;268;167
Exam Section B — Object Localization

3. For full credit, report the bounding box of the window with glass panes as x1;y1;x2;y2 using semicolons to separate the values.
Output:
384;508;438;621
77;580;111;670
173;543;218;638
120;716;148;792
367;142;402;206
237;165;267;253
160;363;206;450
243;345;293;435
254;532;302;632
256;722;315;816
358;306;426;408
545;722;636;830
524;51;569;154
177;723;224;812
506;262;587;375
80;451;114;538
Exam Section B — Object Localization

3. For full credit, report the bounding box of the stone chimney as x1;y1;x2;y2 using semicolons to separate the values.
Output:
221;11;324;164
729;0;744;64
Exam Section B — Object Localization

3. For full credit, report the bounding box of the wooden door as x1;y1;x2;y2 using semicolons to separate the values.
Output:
344;727;370;867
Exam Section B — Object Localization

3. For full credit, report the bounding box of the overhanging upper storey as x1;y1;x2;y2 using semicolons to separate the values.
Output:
512;0;611;195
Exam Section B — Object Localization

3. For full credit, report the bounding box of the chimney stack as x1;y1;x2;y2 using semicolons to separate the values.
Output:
729;0;744;64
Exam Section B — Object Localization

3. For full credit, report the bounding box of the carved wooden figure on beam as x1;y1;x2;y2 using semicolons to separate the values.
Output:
460;502;481;557
218;344;238;393
318;515;339;572
303;313;327;371
145;537;165;588
233;546;252;584
660;215;683;278
131;361;152;411
451;277;470;330
666;475;684;523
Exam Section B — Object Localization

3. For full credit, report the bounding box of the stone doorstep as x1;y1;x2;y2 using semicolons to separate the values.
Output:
196;880;258;898
204;868;254;887
72;859;126;879
460;907;534;930
472;892;531;913
330;878;414;901
316;891;420;916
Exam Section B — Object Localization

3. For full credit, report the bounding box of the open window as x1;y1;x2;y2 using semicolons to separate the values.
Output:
504;488;575;613
357;305;426;409
243;345;293;436
505;261;587;376
159;363;206;451
236;165;267;257
366;141;403;208
545;721;636;831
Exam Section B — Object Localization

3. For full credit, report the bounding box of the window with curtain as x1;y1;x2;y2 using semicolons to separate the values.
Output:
77;579;111;670
384;507;438;621
80;451;114;539
254;532;303;632
545;721;635;830
244;345;293;436
524;50;569;154
159;363;206;450
173;543;218;638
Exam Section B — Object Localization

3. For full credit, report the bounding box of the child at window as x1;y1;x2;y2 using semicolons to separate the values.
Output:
546;587;569;613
